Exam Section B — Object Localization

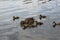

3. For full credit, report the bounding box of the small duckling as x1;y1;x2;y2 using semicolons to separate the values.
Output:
20;21;29;30
39;15;46;20
53;21;60;28
23;24;29;30
28;21;37;28
37;22;43;26
25;17;34;25
20;21;25;27
13;16;19;21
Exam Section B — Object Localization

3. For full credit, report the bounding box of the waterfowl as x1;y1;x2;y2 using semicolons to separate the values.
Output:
25;17;34;25
20;21;26;27
37;22;43;25
13;16;19;21
20;21;29;30
23;24;29;30
53;21;60;28
33;21;37;27
39;15;46;20
20;17;43;30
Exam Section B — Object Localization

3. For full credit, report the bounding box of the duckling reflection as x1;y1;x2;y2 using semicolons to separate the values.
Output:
13;16;19;21
53;21;60;28
39;15;46;20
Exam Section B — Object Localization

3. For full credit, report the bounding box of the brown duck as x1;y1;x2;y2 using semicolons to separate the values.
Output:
20;21;28;30
25;17;34;25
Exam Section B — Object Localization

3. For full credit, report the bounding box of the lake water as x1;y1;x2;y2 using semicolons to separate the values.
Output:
0;1;60;40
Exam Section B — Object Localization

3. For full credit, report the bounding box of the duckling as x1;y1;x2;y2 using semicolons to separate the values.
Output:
25;17;34;25
13;16;19;21
23;24;29;30
53;21;60;28
20;21;29;30
39;15;46;20
24;21;37;29
37;22;43;26
20;21;25;27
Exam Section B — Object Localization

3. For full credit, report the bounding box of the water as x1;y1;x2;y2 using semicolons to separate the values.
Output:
0;0;60;40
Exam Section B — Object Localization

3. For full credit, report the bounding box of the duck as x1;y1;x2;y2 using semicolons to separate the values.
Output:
39;15;46;20
20;17;43;30
13;16;19;21
28;21;37;28
20;21;25;27
37;22;43;25
53;21;60;28
25;17;34;25
20;21;28;30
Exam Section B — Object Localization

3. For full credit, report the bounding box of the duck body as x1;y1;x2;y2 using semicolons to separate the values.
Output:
40;15;46;20
13;16;19;21
53;21;60;28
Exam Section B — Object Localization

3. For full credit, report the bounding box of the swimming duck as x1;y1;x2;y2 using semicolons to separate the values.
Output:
39;15;46;20
13;16;19;21
20;21;29;30
37;22;43;25
25;17;34;25
53;21;60;28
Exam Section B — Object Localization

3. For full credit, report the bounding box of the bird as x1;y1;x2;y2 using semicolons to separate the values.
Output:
20;21;28;30
20;17;43;30
37;22;43;25
25;17;34;25
52;21;60;28
13;16;19;21
39;15;46;20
